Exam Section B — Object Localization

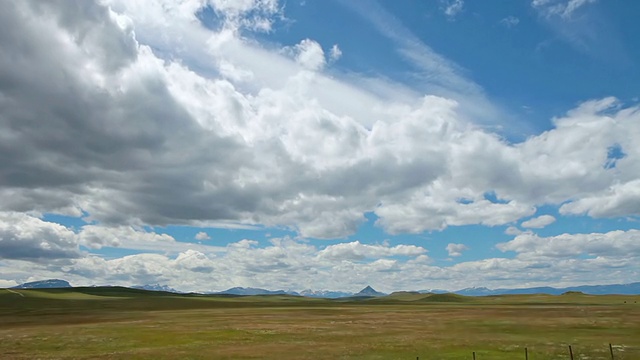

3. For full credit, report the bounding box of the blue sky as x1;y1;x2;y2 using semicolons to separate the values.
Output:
0;0;639;292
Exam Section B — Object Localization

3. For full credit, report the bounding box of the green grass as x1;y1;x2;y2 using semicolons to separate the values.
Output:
1;288;639;359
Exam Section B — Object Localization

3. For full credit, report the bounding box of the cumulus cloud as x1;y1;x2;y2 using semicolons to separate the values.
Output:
0;212;80;261
0;0;639;243
2;0;640;293
446;243;468;257
195;232;211;241
559;179;640;218
319;241;427;261
0;215;637;293
521;215;556;229
329;44;342;61
176;249;215;272
0;212;223;261
505;226;523;236
2;231;639;292
77;225;197;253
292;39;326;71
497;229;640;260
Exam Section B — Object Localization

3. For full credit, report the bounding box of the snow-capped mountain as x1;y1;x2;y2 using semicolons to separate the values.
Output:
299;289;353;298
131;284;180;293
454;287;495;296
8;279;640;297
453;282;640;296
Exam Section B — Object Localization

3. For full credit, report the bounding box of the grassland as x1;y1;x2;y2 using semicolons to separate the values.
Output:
1;288;639;359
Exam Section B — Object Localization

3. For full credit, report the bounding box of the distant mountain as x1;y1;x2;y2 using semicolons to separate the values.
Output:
417;288;449;294
12;279;71;289
354;285;386;297
299;289;353;298
132;284;180;293
216;287;299;296
492;286;563;296
453;282;640;296
8;279;640;297
454;287;497;296
560;282;640;295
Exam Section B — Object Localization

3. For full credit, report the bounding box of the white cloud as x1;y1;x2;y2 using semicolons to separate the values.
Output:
319;241;427;261
0;212;80;261
443;0;464;19
209;0;278;15
531;0;624;63
497;229;640;260
559;179;640;218
563;0;597;18
3;231;639;292
79;225;176;250
218;60;254;83
175;249;215;272
0;1;639;243
292;38;326;71
208;0;281;32
505;226;523;236
446;243;468;257
521;215;556;229
329;44;342;61
195;231;211;241
0;279;18;288
532;0;597;19
500;16;520;27
77;225;224;255
340;0;507;131
2;0;640;293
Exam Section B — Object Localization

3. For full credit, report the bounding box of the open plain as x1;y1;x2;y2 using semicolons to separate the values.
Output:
0;288;639;359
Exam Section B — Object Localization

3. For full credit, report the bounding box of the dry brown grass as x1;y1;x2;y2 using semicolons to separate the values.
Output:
0;289;639;359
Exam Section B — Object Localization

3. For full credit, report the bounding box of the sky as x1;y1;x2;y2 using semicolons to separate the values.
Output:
0;0;639;293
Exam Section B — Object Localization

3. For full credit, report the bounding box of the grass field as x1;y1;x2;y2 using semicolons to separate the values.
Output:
1;288;639;359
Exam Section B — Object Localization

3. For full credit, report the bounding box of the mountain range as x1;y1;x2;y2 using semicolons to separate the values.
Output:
298;289;353;298
132;284;180;293
214;287;293;296
8;280;640;297
447;282;640;296
12;279;71;289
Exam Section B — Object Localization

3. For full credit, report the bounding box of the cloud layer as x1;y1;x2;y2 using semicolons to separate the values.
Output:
0;1;639;290
2;212;639;292
2;1;638;239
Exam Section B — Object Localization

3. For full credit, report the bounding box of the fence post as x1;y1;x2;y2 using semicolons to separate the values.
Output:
472;351;476;360
609;343;614;360
525;347;528;360
569;345;574;360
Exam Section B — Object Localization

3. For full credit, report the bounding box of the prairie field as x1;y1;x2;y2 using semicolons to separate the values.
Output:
0;288;639;359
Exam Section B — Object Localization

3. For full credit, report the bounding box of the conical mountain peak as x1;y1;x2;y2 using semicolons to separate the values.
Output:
355;285;385;297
